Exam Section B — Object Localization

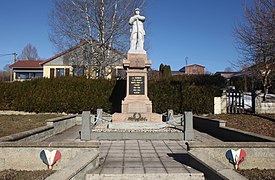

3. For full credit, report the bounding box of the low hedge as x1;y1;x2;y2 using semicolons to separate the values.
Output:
0;75;225;114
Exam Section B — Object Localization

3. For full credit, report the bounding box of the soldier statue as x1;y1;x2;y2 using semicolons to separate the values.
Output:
128;8;146;53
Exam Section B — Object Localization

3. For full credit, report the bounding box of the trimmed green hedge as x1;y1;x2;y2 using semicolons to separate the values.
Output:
0;77;115;113
149;74;225;114
0;75;225;114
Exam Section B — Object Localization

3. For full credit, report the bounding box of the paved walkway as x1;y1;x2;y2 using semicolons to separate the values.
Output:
87;140;204;179
44;125;222;179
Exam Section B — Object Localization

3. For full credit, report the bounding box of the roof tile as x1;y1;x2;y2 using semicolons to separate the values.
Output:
10;60;45;68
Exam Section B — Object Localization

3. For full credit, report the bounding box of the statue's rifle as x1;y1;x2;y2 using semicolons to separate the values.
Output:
135;16;139;50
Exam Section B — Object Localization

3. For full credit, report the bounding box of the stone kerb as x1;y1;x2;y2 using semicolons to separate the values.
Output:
0;126;54;142
0;142;99;171
46;115;77;134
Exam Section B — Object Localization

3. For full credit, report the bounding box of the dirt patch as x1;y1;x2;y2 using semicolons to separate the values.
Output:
0;114;63;138
0;169;55;180
207;114;275;137
238;169;275;180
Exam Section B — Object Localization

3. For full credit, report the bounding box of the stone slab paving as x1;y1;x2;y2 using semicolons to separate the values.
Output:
43;125;222;179
87;140;204;179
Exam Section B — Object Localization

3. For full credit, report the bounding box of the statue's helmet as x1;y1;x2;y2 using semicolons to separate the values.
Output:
135;8;140;11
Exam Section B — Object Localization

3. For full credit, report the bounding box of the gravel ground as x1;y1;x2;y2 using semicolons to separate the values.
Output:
238;169;275;180
207;114;275;137
0;169;55;180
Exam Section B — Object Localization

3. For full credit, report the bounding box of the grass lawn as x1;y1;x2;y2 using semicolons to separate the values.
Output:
0;114;64;138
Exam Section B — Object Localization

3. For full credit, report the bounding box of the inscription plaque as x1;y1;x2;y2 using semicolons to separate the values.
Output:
129;76;144;95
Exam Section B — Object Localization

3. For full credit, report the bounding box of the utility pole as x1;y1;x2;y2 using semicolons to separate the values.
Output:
13;52;17;63
11;53;17;81
185;57;188;66
0;52;17;82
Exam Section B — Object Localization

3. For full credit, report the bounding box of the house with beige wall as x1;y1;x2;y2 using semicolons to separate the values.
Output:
41;42;124;79
41;53;74;78
9;60;44;81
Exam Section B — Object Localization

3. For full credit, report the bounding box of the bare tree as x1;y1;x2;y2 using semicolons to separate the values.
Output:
234;0;275;100
0;64;11;81
49;0;147;79
17;43;40;60
224;67;234;72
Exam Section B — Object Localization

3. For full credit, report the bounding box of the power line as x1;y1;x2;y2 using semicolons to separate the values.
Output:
0;53;17;63
0;53;17;57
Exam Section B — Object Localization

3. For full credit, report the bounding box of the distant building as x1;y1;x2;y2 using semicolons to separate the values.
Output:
171;71;185;76
179;64;205;75
215;72;240;78
9;60;44;81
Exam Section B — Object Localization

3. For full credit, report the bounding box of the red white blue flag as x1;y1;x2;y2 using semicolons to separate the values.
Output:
40;150;61;170
226;148;246;170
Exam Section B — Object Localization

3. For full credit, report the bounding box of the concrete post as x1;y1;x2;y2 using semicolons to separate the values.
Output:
255;90;263;114
214;91;227;114
167;109;174;122
214;97;221;114
221;94;227;114
184;111;194;141
97;109;103;124
81;111;91;141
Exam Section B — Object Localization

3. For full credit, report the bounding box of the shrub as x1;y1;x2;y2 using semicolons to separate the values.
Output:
0;75;225;114
148;75;225;114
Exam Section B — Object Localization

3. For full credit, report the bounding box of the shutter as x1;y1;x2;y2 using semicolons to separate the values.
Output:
50;68;55;78
65;68;70;76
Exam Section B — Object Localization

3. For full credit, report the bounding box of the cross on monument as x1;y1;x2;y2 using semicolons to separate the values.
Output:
135;59;139;67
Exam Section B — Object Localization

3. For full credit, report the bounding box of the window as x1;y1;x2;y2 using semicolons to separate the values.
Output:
16;72;29;79
35;72;43;78
56;68;65;77
15;72;43;80
192;66;198;70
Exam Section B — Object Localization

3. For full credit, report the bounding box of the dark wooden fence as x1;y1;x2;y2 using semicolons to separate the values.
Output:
226;89;245;114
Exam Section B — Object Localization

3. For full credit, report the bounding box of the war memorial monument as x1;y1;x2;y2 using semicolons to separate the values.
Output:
112;8;162;123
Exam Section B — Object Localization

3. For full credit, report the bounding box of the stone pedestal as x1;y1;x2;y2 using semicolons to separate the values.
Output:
112;53;162;123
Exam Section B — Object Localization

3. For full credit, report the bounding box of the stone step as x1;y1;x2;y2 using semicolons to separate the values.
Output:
86;173;204;180
90;131;184;140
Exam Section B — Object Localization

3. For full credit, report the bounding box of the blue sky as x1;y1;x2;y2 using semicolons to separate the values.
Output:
0;0;247;72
